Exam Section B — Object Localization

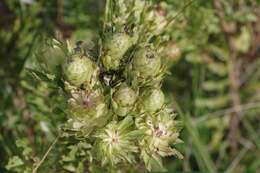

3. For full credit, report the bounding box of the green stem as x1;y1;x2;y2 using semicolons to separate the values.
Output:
104;0;112;30
165;0;194;28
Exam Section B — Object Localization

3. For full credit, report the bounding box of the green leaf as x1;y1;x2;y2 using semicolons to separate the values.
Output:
202;79;228;91
16;139;33;158
195;95;230;109
233;26;252;53
6;156;24;170
207;62;227;76
26;68;54;82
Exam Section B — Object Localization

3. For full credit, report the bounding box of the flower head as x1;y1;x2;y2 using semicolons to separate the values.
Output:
137;109;183;171
67;89;108;130
95;116;143;166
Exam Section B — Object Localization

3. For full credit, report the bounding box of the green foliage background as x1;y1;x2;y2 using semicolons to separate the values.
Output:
0;0;259;172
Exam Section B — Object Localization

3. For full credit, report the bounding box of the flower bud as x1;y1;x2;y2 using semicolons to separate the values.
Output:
102;32;133;70
142;88;165;113
112;84;137;116
63;55;96;87
131;47;161;79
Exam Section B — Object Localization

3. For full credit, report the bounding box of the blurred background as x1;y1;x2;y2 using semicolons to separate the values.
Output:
0;0;259;172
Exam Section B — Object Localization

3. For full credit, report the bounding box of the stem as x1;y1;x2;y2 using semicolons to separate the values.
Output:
32;136;59;173
57;0;64;24
213;0;241;153
228;52;241;153
104;0;112;30
165;0;194;28
225;147;249;173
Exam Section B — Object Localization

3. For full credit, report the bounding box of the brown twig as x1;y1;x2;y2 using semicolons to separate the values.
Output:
194;101;260;124
32;136;59;173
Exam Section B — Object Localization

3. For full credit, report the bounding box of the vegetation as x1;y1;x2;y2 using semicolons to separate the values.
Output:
0;0;259;173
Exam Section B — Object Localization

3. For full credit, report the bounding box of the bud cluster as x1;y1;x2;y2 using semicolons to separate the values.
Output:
34;0;182;172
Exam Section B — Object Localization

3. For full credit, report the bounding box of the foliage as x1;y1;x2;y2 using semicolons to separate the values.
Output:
165;0;260;172
0;0;260;173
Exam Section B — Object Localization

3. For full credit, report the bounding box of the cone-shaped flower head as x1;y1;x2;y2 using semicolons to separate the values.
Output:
102;32;133;70
112;83;137;116
141;88;165;113
63;55;96;87
95;116;142;166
